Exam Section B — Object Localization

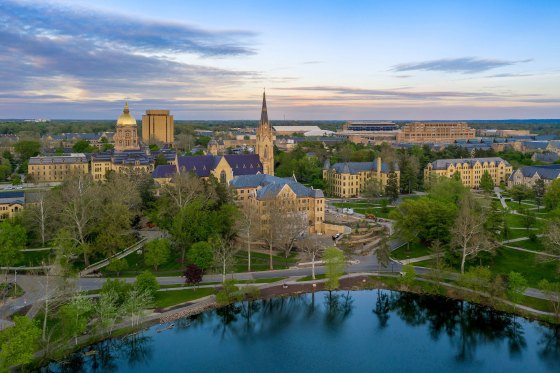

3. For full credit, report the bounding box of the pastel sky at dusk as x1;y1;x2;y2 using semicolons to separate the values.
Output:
1;0;559;120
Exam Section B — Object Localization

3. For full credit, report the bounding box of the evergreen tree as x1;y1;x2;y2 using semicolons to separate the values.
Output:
385;172;399;202
479;170;494;193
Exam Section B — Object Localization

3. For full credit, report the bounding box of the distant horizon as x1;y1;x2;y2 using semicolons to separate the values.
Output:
2;118;560;123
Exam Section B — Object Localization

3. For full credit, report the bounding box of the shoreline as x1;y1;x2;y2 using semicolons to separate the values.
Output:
33;273;560;370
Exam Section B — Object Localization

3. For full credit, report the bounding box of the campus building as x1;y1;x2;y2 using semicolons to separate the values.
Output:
142;109;174;146
508;165;560;188
424;157;512;188
397;122;476;143
230;174;325;234
0;191;24;220
28;153;89;182
91;103;176;181
152;154;263;186
322;158;400;198
337;121;400;145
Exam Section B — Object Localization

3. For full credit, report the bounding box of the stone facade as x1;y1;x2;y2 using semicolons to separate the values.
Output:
113;102;140;152
508;165;560;188
397;122;475;143
424;157;512;188
323;158;400;198
142;109;174;146
28;153;88;182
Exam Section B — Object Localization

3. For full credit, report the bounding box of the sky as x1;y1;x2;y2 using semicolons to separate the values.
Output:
1;0;560;120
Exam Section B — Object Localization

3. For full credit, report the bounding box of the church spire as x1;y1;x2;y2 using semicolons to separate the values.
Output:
260;90;268;125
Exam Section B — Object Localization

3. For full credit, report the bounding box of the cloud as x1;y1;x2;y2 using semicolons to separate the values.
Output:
0;0;256;57
0;0;261;106
276;85;502;101
485;73;534;78
302;61;323;65
391;57;532;74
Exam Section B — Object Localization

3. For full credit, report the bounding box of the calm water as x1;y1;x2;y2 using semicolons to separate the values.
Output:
45;290;560;372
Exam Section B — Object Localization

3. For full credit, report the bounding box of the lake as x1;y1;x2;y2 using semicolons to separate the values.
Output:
44;290;560;372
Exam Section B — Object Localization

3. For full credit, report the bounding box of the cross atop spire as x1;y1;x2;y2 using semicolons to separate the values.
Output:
260;90;268;125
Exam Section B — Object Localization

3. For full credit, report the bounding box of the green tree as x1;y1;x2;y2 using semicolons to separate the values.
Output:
0;316;41;372
0;220;26;277
510;184;533;207
507;271;528;304
14;140;40;160
144;238;171;271
124;288;152;327
375;233;391;268
544;179;560;211
106;258;129;276
95;289;120;336
101;279;131;306
533;179;546;211
399;264;416;288
155;153;168;166
361;178;383;201
187;241;214;271
71;140;94;153
479;170;494;193
324;247;345;290
538;279;560;319
60;293;93;345
385;172;399;202
134;271;160;298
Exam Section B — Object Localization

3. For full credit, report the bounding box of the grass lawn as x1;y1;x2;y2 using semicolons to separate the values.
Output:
391;242;432;260
101;250;184;277
297;274;327;282
153;287;216;308
332;201;395;218
15;250;52;267
471;247;559;288
503;229;540;240
234;250;298;272
508;238;546;252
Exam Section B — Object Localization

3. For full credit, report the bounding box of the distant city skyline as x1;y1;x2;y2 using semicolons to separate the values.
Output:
1;0;559;120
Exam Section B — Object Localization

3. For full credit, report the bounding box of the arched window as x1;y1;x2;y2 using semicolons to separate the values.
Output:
220;170;227;183
264;145;269;159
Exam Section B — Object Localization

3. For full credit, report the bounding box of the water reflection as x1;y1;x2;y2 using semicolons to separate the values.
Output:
43;290;560;372
375;291;528;362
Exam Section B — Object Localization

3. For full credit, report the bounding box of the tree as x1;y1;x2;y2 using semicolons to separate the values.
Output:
361;178;383;201
60;293;93;345
52;174;100;266
144;238;170;271
538;279;560;319
236;202;260;272
72;140;94;153
507;271;528;304
299;235;326;280
479;170;494;193
0;316;41;372
184;264;203;287
519;208;536;230
451;193;494;274
399;264;416;288
398;153;420;194
272;199;308;267
0;220;26;278
155;153;168;166
375;232;391;269
22;191;51;246
533;179;546;211
510;184;533;207
134;271;160;298
14;140;40;160
542;219;560;271
211;236;236;282
101;279;131;306
106;258;129;276
324;247;345;290
544;179;560;211
187;241;214;271
95;289;120;336
385;172;399;202
161;172;205;217
124;288;152;327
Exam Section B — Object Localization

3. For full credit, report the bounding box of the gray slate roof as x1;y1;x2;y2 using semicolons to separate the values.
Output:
0;191;25;204
230;174;324;200
329;160;398;174
517;165;560;181
430;157;509;170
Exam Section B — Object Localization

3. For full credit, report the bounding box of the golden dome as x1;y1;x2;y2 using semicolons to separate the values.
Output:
117;102;136;126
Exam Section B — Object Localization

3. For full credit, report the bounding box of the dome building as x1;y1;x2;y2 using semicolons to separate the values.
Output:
113;102;140;151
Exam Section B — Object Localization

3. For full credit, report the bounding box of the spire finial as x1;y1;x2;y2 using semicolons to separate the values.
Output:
123;100;129;114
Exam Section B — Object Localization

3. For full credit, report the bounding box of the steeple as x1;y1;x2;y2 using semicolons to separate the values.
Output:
260;90;268;126
123;101;130;114
255;90;274;175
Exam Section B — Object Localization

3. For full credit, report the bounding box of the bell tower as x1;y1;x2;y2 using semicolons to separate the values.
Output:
256;91;274;175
